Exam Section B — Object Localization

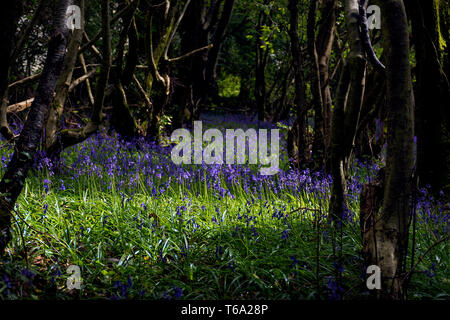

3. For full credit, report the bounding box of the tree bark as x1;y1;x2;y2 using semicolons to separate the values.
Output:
287;0;308;169
204;0;236;101
408;0;450;196
254;6;272;122
363;0;415;299
329;62;350;222
310;0;336;171
45;0;85;154
0;0;73;253
59;0;111;150
329;0;366;222
110;0;140;138
0;1;25;140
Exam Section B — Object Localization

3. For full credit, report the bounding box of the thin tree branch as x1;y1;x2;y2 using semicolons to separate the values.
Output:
133;74;153;111
403;234;450;283
12;0;49;59
68;68;96;92
79;53;95;105
163;0;192;60
8;73;42;89
168;44;213;62
79;0;136;54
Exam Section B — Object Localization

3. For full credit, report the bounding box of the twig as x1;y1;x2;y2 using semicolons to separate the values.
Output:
68;69;97;92
0;135;19;149
403;234;450;283
82;32;102;60
8;73;41;89
79;1;136;54
288;206;321;215
133;74;153;111
163;0;192;60
79;53;95;106
168;44;214;63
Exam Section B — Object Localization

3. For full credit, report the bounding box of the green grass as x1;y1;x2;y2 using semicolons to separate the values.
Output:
0;167;447;300
0;129;448;300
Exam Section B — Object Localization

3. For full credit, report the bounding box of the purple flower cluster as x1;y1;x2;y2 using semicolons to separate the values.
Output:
162;285;183;300
111;275;133;300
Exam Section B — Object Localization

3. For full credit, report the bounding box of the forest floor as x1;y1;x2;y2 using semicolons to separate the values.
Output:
0;113;448;300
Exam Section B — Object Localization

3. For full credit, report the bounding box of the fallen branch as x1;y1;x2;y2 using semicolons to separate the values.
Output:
7;68;95;114
68;69;96;92
6;98;34;114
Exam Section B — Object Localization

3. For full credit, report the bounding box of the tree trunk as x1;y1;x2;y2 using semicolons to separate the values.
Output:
46;0;85;154
110;0;139;139
255;8;271;122
179;0;236;112
0;0;73;253
0;1;24;140
342;0;367;162
317;0;336;170
329;62;350;222
408;0;450;196
204;0;236;101
310;0;336;171
360;167;384;274
329;0;366;222
144;0;190;140
179;0;210;117
288;0;308;169
364;0;415;299
59;0;112;150
307;0;323;169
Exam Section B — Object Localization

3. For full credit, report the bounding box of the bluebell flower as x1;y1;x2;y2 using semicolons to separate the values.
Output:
326;277;343;300
215;245;224;259
21;269;35;286
227;261;236;273
2;274;12;295
43;179;51;193
281;229;289;242
162;291;172;300
173;286;183;299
